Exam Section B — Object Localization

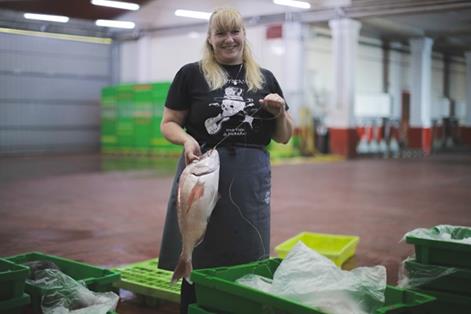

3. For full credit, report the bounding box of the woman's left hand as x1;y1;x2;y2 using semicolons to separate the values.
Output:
259;93;286;118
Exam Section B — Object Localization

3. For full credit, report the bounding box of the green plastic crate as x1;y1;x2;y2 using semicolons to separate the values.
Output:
404;258;471;296
405;226;471;269
0;258;29;301
5;252;120;313
191;258;435;314
0;293;30;314
101;86;118;153
274;232;359;267
133;84;154;153
113;258;181;304
378;287;435;314
413;289;471;314
189;303;213;314
116;84;135;152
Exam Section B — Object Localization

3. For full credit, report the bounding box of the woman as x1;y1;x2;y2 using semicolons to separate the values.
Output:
157;7;293;313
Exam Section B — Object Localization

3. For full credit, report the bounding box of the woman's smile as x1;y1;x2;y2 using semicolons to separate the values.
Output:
209;29;244;65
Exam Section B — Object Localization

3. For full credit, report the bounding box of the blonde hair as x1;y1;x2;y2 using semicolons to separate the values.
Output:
201;8;264;91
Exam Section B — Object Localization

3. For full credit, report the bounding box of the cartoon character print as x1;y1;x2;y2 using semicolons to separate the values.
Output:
204;85;256;135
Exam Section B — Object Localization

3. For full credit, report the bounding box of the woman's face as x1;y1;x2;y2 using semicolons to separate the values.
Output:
208;26;245;65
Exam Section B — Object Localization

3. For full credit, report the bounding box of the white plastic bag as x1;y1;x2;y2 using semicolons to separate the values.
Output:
27;269;119;314
237;242;387;314
236;274;273;293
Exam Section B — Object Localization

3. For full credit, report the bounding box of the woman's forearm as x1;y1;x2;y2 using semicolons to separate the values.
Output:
161;121;195;146
272;111;293;144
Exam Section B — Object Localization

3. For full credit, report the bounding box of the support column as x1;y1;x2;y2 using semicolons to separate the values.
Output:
461;51;471;145
328;18;361;158
408;37;433;154
137;36;152;83
110;41;121;85
283;21;304;125
389;42;403;120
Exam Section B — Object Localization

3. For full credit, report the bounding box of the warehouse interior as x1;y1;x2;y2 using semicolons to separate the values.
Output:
1;0;471;314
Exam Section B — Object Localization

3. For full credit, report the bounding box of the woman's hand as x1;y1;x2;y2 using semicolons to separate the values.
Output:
183;137;201;165
259;93;286;117
259;93;293;144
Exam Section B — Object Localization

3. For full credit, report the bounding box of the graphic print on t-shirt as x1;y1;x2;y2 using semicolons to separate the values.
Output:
204;82;257;137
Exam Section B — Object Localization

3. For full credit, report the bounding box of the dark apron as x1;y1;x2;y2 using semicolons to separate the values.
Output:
158;144;271;271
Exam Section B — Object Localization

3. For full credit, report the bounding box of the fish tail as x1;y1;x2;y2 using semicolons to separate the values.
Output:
171;256;193;284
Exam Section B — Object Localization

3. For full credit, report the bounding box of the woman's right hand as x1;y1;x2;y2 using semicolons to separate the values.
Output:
183;137;201;165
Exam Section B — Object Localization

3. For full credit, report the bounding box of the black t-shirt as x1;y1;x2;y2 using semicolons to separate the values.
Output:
165;62;287;147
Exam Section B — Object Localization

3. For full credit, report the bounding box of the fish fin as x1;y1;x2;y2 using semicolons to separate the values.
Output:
171;256;193;284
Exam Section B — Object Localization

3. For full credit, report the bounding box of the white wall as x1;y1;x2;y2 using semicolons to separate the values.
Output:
356;37;383;94
304;32;332;118
120;40;138;83
449;59;467;122
119;25;285;84
449;60;467;103
388;42;406;119
118;23;468;126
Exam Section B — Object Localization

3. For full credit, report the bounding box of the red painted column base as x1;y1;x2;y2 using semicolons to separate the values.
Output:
408;127;432;155
460;127;471;145
329;128;358;159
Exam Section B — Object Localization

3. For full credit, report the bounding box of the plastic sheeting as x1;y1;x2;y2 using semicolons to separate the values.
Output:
397;256;459;289
26;269;119;314
237;242;386;314
403;225;471;244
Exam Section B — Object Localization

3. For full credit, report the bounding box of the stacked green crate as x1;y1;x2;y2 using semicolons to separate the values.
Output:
115;84;135;153
149;82;167;154
149;82;181;156
0;258;30;314
133;84;154;154
101;81;182;155
100;86;118;154
5;252;120;314
404;225;471;314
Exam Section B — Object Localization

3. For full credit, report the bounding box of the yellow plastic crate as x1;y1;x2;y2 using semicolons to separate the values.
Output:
274;232;359;267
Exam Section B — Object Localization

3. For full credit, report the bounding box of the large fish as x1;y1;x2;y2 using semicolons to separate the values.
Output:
171;149;220;283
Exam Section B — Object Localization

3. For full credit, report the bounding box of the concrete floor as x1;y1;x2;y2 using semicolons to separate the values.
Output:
1;151;471;313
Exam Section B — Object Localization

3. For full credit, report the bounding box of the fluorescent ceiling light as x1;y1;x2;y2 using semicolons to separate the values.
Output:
273;0;311;9
24;13;69;23
95;19;135;29
175;9;211;20
91;0;139;11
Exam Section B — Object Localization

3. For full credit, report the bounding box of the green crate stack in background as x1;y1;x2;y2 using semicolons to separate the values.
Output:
115;84;135;153
403;225;471;314
133;84;154;154
100;86;118;154
100;81;181;156
149;82;180;156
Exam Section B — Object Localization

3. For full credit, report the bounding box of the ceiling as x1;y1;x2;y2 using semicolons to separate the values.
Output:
0;0;152;20
0;0;470;56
